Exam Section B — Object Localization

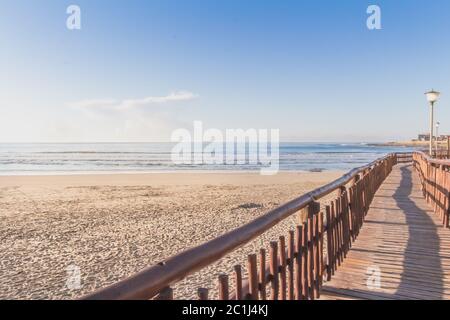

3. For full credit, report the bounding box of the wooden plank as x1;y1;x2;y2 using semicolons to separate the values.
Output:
321;164;450;301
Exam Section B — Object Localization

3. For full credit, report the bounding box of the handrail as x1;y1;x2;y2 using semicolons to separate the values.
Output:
412;151;450;229
415;150;450;167
82;153;396;300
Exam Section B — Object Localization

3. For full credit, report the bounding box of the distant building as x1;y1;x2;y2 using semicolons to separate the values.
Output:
418;134;430;141
418;133;450;141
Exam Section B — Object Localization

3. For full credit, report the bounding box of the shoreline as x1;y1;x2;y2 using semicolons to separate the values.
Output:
0;170;344;187
0;168;341;178
370;141;448;148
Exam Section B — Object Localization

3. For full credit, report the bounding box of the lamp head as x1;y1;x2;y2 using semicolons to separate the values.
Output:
425;90;440;104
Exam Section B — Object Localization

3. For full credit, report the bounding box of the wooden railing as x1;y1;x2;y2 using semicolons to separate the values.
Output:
82;154;398;300
413;151;450;228
396;152;414;164
433;149;450;160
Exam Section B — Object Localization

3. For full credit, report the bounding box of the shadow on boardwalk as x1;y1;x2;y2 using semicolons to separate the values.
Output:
393;165;443;299
321;164;448;300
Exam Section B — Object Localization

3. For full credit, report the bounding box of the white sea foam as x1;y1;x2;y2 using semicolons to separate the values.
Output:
0;143;415;175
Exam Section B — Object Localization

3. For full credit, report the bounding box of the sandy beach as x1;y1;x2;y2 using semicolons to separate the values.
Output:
0;171;343;300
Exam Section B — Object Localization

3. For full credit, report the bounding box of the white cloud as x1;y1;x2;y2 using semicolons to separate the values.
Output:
67;99;118;109
68;91;198;111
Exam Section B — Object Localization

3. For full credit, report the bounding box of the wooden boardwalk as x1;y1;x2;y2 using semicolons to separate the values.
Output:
321;164;450;300
84;154;450;301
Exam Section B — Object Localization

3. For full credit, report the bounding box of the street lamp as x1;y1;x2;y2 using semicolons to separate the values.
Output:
425;90;441;156
436;121;440;155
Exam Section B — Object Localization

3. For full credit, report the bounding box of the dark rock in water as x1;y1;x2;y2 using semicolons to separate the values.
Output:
309;168;324;173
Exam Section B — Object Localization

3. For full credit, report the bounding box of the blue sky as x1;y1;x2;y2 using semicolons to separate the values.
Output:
1;0;450;142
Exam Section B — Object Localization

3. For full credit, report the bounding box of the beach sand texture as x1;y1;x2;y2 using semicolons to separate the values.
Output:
0;171;342;299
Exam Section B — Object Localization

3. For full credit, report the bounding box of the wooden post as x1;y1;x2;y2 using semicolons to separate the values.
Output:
445;168;450;228
350;176;360;241
248;254;259;300
325;205;333;281
313;214;320;298
234;265;243;300
279;236;287;300
447;136;450;159
439;165;445;222
302;223;309;299
339;186;350;256
295;225;303;300
297;207;308;225
218;274;229;300
331;201;338;270
154;286;173;300
259;249;266;300
308;213;314;300
318;211;324;289
307;202;320;300
337;187;346;261
287;230;295;300
337;198;343;264
269;242;279;300
198;288;209;300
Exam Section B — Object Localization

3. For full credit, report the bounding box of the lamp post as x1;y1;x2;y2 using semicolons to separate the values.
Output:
425;90;441;156
436;121;440;156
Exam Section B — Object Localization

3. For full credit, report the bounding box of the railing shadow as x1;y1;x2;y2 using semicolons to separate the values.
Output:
393;165;443;299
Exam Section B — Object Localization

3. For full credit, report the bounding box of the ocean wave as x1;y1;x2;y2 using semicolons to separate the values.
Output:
0;143;416;174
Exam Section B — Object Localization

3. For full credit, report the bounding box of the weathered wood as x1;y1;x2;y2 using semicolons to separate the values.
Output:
307;210;315;299
82;155;396;300
79;152;450;301
287;230;295;300
318;211;324;288
269;242;279;300
259;249;266;300
234;265;243;300
448;137;450;159
247;254;258;300
279;236;287;300
198;288;209;300
325;206;333;281
321;163;450;300
218;274;229;300
313;214;320;298
414;151;450;230
302;222;309;299
295;225;303;300
331;201;339;270
154;286;173;300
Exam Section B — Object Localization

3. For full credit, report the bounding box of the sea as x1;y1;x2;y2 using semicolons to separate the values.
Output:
0;143;416;175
